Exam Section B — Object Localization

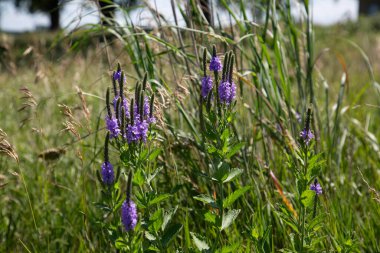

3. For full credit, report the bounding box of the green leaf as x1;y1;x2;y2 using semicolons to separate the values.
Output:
150;208;163;232
148;193;172;206
223;168;243;183
221;209;240;231
204;211;216;224
223;186;251;208
191;232;210;251
147;167;163;184
161;223;183;248
133;168;144;187
162;206;178;231
115;237;128;250
213;162;230;182
221;242;240;253
149;148;162;161
193;194;218;208
226;142;245;158
301;190;316;207
145;231;157;241
251;227;259;239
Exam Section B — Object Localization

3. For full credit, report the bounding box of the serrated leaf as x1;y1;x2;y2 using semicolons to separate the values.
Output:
150;208;163;232
223;168;243;183
221;209;240;231
161;223;182;248
226;142;245;158
191;232;210;250
193;194;217;208
221;242;240;253
301;190;316;207
204;211;216;224
147;167;163;184
162;206;178;231
145;231;157;241
148;193;171;206
223;186;251;208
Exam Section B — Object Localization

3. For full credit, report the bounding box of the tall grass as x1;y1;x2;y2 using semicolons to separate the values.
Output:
1;0;380;252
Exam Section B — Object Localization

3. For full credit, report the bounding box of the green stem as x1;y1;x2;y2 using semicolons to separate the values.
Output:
300;145;308;253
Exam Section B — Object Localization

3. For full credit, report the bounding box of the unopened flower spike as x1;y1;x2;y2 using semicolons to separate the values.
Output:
121;171;138;231
121;106;126;138
101;133;114;185
300;105;314;145
135;83;141;108
201;48;213;99
130;99;135;126
221;51;230;82
119;72;124;101
115;97;121;123
142;73;148;91
106;87;111;118
149;94;155;119
139;90;144;117
112;74;118;96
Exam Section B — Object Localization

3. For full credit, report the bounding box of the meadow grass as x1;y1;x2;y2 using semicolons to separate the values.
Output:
1;1;380;252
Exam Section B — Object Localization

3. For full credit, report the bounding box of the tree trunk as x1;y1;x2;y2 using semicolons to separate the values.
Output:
99;0;115;26
49;0;60;30
200;0;212;26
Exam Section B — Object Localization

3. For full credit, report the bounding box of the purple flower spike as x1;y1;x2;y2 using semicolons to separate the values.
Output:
143;97;150;117
219;81;231;104
106;116;120;138
121;199;138;231
310;180;322;195
101;161;114;185
209;56;222;72
229;81;236;102
300;128;314;145
201;76;213;99
113;71;122;81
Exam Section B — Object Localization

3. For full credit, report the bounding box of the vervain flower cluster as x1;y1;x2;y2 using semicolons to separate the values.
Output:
105;67;155;144
201;46;236;105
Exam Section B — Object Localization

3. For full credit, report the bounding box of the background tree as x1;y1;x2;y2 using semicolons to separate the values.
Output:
14;0;60;30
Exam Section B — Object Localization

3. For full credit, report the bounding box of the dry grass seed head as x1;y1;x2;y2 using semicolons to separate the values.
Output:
0;129;19;163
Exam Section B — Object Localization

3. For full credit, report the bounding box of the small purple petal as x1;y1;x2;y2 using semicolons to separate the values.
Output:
310;182;323;195
300;128;314;145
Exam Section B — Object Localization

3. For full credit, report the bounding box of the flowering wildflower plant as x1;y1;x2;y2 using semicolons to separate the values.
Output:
95;64;179;251
280;104;325;252
189;46;248;249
